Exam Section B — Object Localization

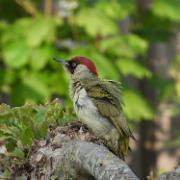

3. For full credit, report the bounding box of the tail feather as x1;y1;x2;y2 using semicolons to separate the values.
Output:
118;137;129;160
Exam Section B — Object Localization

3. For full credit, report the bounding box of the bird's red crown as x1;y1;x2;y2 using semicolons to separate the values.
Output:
69;56;98;75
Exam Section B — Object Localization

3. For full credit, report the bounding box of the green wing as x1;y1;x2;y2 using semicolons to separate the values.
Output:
81;79;132;138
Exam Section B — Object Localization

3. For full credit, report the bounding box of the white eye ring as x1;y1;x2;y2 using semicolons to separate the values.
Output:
72;62;77;68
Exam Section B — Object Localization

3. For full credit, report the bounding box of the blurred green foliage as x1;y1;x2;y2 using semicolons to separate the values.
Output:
0;0;179;123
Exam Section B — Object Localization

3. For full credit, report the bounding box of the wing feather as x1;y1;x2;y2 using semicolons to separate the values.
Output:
80;79;132;137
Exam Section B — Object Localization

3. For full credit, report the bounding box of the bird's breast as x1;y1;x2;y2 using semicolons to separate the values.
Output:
73;87;98;119
71;85;117;138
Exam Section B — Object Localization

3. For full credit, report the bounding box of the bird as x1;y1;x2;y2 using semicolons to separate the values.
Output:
53;56;133;159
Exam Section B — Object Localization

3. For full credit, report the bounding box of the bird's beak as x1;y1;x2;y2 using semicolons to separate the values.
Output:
53;57;69;66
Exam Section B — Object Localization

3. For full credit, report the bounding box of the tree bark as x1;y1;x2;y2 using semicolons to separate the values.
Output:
13;124;139;180
158;167;180;180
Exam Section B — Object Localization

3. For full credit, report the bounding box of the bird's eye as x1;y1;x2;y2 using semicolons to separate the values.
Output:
71;62;77;68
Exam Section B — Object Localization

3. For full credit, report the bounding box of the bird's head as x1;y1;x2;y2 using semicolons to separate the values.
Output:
53;56;98;76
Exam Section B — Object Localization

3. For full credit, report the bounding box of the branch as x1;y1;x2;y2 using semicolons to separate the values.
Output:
29;141;138;180
14;123;139;179
15;0;37;16
158;167;180;180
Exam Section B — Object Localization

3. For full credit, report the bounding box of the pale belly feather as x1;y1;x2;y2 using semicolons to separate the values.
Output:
73;88;117;139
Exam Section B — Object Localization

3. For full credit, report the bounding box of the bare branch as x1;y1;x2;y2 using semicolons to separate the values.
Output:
158;167;180;180
15;0;37;16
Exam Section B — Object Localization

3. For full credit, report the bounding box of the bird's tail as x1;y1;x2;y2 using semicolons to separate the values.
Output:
118;136;129;160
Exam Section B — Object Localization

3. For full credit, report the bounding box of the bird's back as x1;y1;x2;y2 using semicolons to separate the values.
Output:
70;77;133;159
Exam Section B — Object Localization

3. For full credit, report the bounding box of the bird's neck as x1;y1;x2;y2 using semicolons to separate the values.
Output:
71;68;98;83
70;70;98;99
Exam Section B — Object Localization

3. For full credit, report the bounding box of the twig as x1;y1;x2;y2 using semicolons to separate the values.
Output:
15;0;38;16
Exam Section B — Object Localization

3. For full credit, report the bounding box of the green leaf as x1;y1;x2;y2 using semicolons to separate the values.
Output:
3;40;30;68
125;34;148;55
100;37;132;57
21;73;50;98
34;122;48;139
33;106;48;138
76;8;118;36
2;169;11;179
123;89;154;121
25;16;57;47
117;59;152;78
30;44;55;70
152;0;180;22
34;105;46;123
96;1;135;20
100;34;147;58
1;18;31;44
11;148;25;160
5;139;17;151
10;74;49;105
21;127;34;146
49;73;69;95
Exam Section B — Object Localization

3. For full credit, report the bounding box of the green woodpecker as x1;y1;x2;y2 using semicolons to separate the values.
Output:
53;56;133;159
